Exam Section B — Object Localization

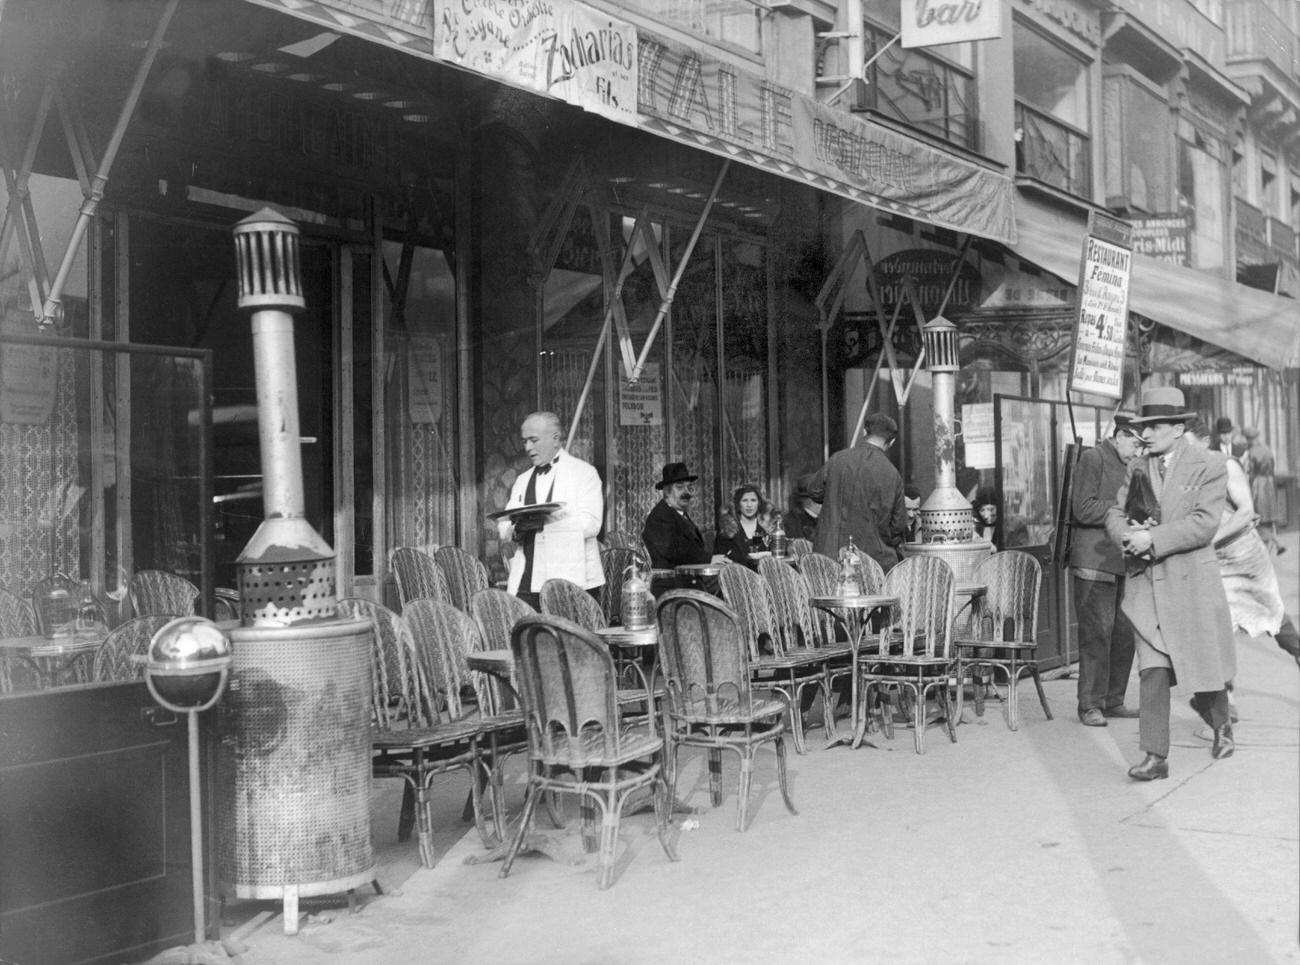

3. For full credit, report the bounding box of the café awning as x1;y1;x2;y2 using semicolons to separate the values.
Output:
1015;196;1300;370
241;0;1018;246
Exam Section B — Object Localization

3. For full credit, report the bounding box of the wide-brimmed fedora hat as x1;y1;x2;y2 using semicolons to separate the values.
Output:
1128;387;1196;425
655;462;699;490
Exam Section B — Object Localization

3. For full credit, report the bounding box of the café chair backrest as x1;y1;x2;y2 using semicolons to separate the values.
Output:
433;546;489;613
92;615;174;683
0;585;37;637
881;556;956;658
468;587;535;653
129;570;199;618
340;597;420;728
390;547;451;609
539;578;607;633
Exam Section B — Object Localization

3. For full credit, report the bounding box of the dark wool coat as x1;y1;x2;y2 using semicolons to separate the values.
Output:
1105;438;1236;693
808;441;906;571
1069;438;1129;576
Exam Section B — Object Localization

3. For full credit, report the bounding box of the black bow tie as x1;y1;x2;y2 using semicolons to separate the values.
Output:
535;463;552;476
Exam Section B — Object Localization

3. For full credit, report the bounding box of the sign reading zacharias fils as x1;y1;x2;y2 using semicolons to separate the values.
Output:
434;0;637;122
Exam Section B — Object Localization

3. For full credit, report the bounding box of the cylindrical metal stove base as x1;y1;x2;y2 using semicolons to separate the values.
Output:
217;618;374;923
900;539;994;584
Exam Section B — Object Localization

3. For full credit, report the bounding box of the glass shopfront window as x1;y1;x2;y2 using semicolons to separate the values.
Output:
1179;123;1228;270
620;0;763;54
719;239;769;513
862;19;979;151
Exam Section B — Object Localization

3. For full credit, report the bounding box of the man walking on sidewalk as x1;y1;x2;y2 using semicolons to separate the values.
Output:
1070;412;1144;727
1106;387;1236;781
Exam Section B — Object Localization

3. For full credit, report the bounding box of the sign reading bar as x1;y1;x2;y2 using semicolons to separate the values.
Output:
1068;212;1133;400
901;0;1002;48
1130;213;1191;266
433;0;637;123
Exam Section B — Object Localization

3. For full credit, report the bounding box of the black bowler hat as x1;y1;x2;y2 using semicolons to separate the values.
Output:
655;462;698;490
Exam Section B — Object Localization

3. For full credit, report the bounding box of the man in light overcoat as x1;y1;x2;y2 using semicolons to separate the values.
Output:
1105;387;1236;781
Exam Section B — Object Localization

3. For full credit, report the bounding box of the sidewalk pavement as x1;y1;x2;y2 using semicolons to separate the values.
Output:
227;531;1300;965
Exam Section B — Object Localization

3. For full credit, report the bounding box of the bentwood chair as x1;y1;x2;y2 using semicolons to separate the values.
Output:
656;590;797;831
0;586;39;693
539;578;607;632
954;551;1051;730
91;615;174;682
787;538;813;560
501;613;677;889
434;546;489;613
859;555;958;754
390;547;451;609
128;570;199;618
717;564;828;755
341;597;510;867
759;556;852;735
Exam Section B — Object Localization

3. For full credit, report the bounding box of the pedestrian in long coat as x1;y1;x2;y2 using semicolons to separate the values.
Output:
1105;387;1235;781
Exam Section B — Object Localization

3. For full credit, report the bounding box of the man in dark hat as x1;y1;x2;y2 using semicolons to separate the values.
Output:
782;472;823;544
642;462;717;571
1209;416;1234;453
1106;386;1236;781
1069;410;1145;727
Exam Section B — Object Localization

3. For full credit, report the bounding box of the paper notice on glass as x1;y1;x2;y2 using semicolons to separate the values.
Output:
620;362;662;426
961;403;995;469
408;337;444;425
1068;214;1133;400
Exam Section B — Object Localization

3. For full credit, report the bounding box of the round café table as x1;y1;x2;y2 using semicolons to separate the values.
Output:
674;562;726;594
808;593;898;749
0;633;103;689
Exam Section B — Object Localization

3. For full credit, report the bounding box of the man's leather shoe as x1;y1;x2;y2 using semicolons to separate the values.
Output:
1212;723;1234;759
1128;754;1168;781
1103;705;1140;719
1078;708;1107;727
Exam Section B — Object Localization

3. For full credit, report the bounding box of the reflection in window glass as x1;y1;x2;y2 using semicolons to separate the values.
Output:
1014;23;1088;128
1179;131;1225;270
383;242;458;553
631;0;763;53
720;239;767;504
997;397;1056;549
670;230;720;536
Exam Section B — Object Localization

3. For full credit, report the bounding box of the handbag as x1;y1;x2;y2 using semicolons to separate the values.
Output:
1124;467;1161;526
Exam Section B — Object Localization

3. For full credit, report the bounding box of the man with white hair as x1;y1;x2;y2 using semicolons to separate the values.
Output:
497;411;604;609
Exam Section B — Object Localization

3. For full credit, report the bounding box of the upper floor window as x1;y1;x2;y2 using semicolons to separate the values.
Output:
1261;150;1280;217
1014;20;1091;197
623;0;763;55
860;20;979;151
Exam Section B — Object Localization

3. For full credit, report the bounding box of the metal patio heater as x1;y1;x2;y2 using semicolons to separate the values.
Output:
902;315;992;582
217;208;375;936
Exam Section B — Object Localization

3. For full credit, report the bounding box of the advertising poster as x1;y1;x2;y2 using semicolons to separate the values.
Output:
619;362;662;426
1068;212;1132;400
961;402;995;469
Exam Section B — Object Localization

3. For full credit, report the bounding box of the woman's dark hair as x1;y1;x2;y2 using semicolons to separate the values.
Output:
972;489;999;513
732;484;770;519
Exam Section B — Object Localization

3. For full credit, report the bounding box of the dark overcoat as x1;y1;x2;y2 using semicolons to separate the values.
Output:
807;441;906;571
1104;438;1235;693
642;499;711;569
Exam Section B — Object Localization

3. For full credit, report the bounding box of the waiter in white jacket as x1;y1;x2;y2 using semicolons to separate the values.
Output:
497;411;604;609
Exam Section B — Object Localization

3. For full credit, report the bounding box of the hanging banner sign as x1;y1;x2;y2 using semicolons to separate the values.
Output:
901;0;1003;48
1068;212;1133;400
408;337;445;425
636;31;1017;245
620;362;663;426
433;0;637;122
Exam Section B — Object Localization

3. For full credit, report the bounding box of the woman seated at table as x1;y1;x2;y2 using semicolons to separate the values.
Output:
714;484;771;570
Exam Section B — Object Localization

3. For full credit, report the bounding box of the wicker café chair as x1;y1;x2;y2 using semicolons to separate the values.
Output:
859;555;959;754
91;615;174;682
405;599;525;849
655;590;797;831
390;547;451;609
759;556;851;736
599;546;647;627
787;537;813;560
856;554;887;596
0;586;39;693
539;578;607;633
954;551;1051;731
500;613;677;889
469;588;534;712
341;597;502;867
717;564;827;755
128;570;198;618
434;546;489;613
